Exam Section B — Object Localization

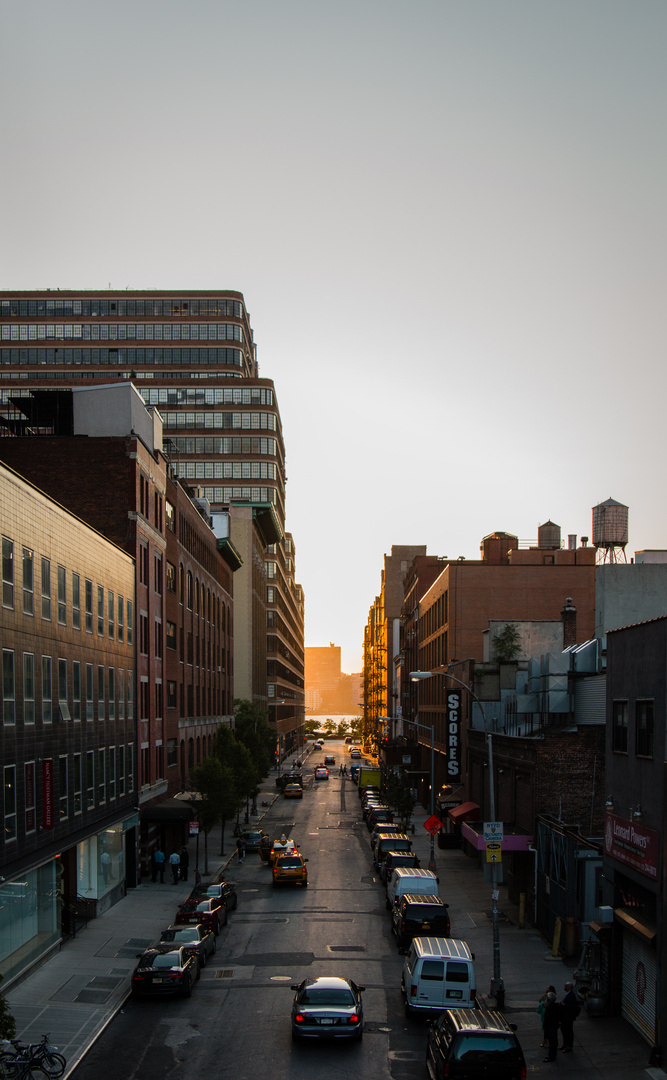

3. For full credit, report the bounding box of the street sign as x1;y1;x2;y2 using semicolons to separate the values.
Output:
424;814;444;835
188;821;200;836
483;821;504;843
486;842;502;863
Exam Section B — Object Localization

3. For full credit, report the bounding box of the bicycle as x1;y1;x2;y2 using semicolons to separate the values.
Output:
0;1035;66;1079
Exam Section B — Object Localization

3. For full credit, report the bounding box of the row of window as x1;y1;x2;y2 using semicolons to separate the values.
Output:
171;461;277;481
164;436;277;457
1;347;246;367
2;323;243;343
170;480;277;505
141;386;274;407
3;746;135;841
162;411;277;431
1;297;245;318
3;369;245;383
1;536;133;641
611;699;654;757
2;650;134;724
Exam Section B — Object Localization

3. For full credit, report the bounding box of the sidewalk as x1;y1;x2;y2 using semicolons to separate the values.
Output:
5;745;663;1080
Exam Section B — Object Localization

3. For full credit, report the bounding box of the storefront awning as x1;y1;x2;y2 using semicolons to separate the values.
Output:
448;801;480;822
140;798;195;824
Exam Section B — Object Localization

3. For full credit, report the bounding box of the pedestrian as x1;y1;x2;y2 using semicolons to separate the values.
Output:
560;981;579;1053
152;846;166;883
536;984;556;1047
169;850;181;884
236;835;246;863
180;845;190;883
542;992;562;1062
339;763;343;776
100;850;111;885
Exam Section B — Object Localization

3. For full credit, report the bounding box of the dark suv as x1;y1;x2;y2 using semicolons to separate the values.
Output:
391;894;450;950
426;1008;526;1080
379;850;420;883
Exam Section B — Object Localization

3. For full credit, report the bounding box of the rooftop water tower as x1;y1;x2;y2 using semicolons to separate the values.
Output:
592;498;629;563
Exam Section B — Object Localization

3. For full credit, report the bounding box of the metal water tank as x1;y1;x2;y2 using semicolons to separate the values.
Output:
538;520;561;549
592;498;629;547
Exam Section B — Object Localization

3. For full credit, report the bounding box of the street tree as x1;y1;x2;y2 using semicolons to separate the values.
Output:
189;756;236;872
386;771;417;831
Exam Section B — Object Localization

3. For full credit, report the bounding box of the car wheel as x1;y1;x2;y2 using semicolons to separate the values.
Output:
355;1027;363;1041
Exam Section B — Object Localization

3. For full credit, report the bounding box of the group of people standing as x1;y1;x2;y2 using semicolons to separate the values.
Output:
537;981;580;1062
151;845;190;884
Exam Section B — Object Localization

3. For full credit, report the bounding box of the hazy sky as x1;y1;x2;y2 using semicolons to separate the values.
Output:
2;2;666;673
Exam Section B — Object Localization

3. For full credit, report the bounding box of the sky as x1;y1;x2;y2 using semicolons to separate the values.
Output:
2;1;666;674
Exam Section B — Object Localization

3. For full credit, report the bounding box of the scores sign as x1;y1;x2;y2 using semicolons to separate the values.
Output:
447;691;462;778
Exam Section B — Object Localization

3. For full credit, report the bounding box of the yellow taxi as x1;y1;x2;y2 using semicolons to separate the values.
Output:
269;835;297;865
284;783;303;799
273;852;308;887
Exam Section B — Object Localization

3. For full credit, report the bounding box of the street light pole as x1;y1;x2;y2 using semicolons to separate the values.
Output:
410;669;504;1008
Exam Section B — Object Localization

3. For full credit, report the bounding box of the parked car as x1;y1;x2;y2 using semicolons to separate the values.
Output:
291;976;365;1041
402;938;476;1015
190;880;238;911
374;833;413;870
158;923;216;967
273;853;308;887
175;897;226;935
314;767;329;781
350;749;361;759
425;1008;526;1080
131;945;198;997
324;755;335;766
392;894;451;950
269;836;296;864
379;850;421;883
241;829;266;852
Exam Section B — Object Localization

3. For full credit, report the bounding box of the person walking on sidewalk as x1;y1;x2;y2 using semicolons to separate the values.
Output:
236;835;246;864
560;981;579;1053
536;984;556;1048
179;845;190;882
542;992;562;1062
169;850;181;884
152;847;166;883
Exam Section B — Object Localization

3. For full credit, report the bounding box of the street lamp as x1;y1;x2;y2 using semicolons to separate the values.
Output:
410;669;504;1008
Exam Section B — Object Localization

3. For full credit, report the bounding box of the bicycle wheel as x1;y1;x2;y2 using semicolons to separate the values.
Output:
37;1055;66;1079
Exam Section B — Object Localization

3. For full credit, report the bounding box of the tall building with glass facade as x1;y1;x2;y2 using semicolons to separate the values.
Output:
0;290;305;747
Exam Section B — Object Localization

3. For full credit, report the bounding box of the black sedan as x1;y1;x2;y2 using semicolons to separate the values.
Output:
131;945;198;997
190;880;238;911
291;976;365;1041
158;923;216;967
175;897;226;935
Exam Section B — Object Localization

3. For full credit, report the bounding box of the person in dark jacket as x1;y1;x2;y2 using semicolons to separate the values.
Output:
560;981;579;1052
179;846;190;882
542;993;562;1062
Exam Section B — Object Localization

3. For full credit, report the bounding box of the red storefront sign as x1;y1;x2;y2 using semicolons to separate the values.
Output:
604;812;659;880
42;758;54;829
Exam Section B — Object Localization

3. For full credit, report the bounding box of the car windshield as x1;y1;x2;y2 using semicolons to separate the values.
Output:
299;988;355;1006
404;904;442;920
162;929;197;942
153;951;182;969
454;1036;519;1062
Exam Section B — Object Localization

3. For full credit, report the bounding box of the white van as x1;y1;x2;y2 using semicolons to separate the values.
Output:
386;867;439;910
401;937;476;1015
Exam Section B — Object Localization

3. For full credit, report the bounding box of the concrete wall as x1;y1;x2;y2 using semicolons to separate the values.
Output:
596;563;667;639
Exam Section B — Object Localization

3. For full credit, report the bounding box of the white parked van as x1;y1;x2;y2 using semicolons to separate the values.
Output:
401;937;476;1015
386;867;439;910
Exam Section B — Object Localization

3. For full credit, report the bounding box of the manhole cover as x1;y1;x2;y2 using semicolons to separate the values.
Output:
75;989;111;1004
88;976;124;989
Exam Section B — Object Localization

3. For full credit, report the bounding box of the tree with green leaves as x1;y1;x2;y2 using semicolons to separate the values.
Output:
493;623;522;662
386;771;417;831
323;718;336;737
189;756;236;873
233;699;275;779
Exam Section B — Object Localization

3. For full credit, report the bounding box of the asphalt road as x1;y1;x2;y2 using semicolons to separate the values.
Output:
69;742;423;1080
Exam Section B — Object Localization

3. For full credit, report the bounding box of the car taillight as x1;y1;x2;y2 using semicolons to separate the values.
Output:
442;1067;450;1079
168;972;183;979
401;918;406;931
294;1013;305;1023
411;985;417;997
348;1014;359;1023
519;1069;526;1080
132;973;147;980
470;989;475;1000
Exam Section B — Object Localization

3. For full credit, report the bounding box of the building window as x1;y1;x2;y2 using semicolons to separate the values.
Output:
22;547;33;615
118;594;124;642
109;667;116;721
73;753;82;814
167;680;177;709
165;500;175;532
155;680;163;719
97;666;105;720
42;655;52;723
2;537;14;609
108;746;116;800
612;700;628;753
57;565;66;625
155;619;162;658
72;573;81;629
140;614;149;655
127;670;134;720
166;621;176;650
140;678;149;721
118;745;126;796
155;554;162;595
108;590;115;639
119;668;125;720
166;561;176;593
59;756;68;819
128;743;135;791
97;585;104;635
72;661;81;721
23;653;35;725
635;700;654;758
127;600;133;645
86;663;94;721
25;761;36;833
41;557;51;620
186;572;193;610
58;657;67;717
98;748;106;804
86;751;95;809
139;543;149;586
167;738;177;767
85;579;93;633
4;765;16;840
